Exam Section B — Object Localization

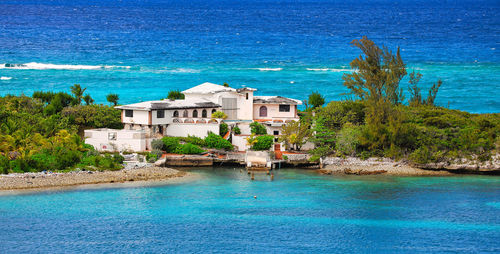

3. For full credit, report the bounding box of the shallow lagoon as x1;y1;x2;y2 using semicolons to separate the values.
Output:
1;168;499;253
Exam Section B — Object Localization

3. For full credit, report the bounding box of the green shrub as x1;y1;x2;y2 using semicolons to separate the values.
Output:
409;146;432;164
161;136;181;152
0;155;10;174
250;122;267;135
146;152;158;163
179;135;206;147
30;152;58;171
175;143;205;154
151;149;163;160
252;135;274;151
212;111;228;119
359;151;371;160
204;132;233;150
335;123;362;156
220;122;229;136
151;139;164;150
167;90;185;100
233;126;241;135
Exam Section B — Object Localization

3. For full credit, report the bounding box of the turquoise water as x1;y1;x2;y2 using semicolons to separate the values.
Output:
1;168;499;253
0;0;499;113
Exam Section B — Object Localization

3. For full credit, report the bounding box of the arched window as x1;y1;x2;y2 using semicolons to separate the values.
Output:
212;109;217;114
193;110;198;118
173;110;179;117
183;110;188;117
259;106;267;117
202;109;207;118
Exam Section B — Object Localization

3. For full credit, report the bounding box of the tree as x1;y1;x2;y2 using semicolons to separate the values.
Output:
408;70;442;107
279;120;312;151
106;93;119;106
223;82;230;87
70;84;86;105
250;121;267;135
251;135;274;151
342;36;407;105
83;94;94;105
308;92;325;109
211;111;227;119
167;90;185;100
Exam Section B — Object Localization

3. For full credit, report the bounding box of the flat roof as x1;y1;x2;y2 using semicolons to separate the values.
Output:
115;98;221;111
253;96;302;105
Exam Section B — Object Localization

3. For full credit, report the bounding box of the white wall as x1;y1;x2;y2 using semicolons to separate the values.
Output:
122;110;150;125
232;135;251;151
166;123;219;138
151;109;173;125
253;103;297;120
184;91;254;121
84;129;147;152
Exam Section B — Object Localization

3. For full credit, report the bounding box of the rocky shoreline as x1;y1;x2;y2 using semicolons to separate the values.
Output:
0;163;192;192
320;157;453;176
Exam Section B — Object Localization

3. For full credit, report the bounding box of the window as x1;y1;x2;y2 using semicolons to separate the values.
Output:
279;105;290;112
212;109;217;114
183;110;188;117
273;130;279;135
259;106;267;117
202;109;207;118
173;110;179;117
125;110;133;117
193;110;198;118
108;132;117;140
246;93;249;100
157;110;165;118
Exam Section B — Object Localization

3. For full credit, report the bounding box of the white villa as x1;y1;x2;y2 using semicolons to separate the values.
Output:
84;82;302;152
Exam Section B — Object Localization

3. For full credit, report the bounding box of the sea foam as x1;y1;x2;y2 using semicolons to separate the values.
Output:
306;68;353;72
0;76;12;80
0;62;131;70
255;68;283;71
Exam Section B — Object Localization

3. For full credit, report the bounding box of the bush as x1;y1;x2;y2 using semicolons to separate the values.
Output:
167;90;185;100
151;149;163;159
250;122;267;135
0;155;10;174
161;136;181;152
220;122;228;136
233;126;241;135
317;101;365;130
335;123;362;156
151;139;164;150
179;135;206;147
212;111;227;119
204;132;233;150
146;152;158;163
252;135;274;151
175;143;205;154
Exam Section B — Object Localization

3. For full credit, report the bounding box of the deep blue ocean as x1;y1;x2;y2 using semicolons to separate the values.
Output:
0;0;499;112
1;168;499;253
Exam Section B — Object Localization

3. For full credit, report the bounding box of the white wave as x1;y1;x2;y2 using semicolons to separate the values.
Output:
0;62;131;70
166;68;201;73
255;68;282;71
306;68;354;72
0;76;12;80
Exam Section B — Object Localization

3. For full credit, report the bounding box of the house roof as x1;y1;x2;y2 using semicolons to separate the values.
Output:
115;98;221;111
253;96;302;105
182;82;256;94
182;82;236;94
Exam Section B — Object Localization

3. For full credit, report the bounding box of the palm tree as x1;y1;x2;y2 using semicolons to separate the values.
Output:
83;94;94;105
70;84;86;105
106;93;119;106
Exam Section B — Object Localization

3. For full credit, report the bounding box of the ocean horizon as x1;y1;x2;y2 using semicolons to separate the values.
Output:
0;0;499;113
